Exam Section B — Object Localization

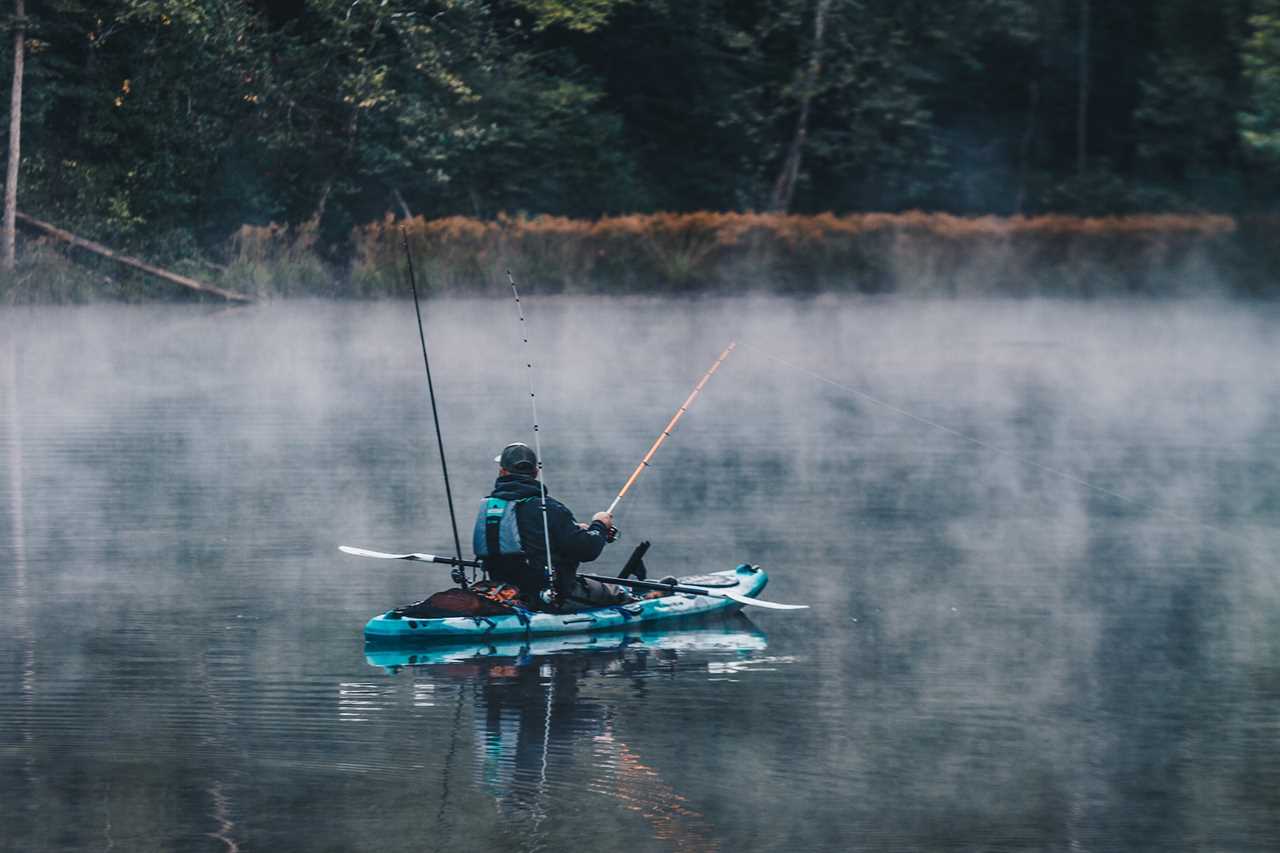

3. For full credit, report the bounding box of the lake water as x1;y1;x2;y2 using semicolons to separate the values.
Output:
3;296;1279;852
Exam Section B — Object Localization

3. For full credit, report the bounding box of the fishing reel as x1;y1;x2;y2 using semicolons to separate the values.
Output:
539;588;560;608
451;567;468;588
606;525;621;543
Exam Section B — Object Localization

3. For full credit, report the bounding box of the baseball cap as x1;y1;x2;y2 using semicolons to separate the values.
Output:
495;442;538;474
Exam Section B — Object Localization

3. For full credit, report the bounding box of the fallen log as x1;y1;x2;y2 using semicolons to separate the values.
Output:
15;211;253;303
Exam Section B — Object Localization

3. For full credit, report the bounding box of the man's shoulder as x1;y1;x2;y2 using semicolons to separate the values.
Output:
514;494;573;517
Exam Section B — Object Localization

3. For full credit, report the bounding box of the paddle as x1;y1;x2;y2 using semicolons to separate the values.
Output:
337;546;808;610
339;545;482;567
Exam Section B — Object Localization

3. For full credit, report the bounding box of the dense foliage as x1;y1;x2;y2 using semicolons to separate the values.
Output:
3;0;1279;269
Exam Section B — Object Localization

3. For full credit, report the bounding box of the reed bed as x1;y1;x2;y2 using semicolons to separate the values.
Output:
224;221;333;298
7;211;1269;303
343;211;1249;297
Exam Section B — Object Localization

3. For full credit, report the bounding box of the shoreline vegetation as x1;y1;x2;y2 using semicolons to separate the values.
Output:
4;211;1277;304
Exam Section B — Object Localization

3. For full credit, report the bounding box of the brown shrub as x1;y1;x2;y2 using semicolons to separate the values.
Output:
229;211;1264;297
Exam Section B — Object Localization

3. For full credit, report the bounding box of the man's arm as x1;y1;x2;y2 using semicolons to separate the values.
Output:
546;501;610;563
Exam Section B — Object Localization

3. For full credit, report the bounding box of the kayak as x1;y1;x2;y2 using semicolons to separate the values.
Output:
363;563;769;642
364;619;769;669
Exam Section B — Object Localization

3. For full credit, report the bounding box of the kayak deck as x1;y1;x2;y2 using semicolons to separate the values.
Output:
364;564;768;642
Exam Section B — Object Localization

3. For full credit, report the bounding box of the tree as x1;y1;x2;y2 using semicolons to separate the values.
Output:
1076;0;1088;175
1131;0;1249;209
3;0;25;271
769;0;831;212
1242;0;1280;166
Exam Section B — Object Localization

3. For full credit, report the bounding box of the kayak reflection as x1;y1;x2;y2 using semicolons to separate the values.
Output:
366;618;775;850
364;616;768;670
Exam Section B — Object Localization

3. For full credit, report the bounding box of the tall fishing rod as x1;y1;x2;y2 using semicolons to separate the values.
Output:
506;269;558;603
607;341;736;516
402;228;466;586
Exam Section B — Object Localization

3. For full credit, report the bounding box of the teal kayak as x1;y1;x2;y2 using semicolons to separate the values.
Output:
363;563;768;642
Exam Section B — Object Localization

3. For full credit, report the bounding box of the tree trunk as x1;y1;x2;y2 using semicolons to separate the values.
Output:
769;0;832;213
4;0;26;272
1076;0;1090;176
15;211;254;302
1015;81;1040;213
392;187;412;220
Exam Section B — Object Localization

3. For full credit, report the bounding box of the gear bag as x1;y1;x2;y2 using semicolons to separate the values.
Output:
392;582;520;618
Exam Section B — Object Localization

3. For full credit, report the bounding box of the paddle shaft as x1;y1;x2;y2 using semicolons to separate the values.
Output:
340;547;807;608
425;554;483;569
579;572;724;597
606;341;736;515
345;549;721;598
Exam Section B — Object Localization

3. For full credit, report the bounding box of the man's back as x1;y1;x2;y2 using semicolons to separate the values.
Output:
479;472;610;597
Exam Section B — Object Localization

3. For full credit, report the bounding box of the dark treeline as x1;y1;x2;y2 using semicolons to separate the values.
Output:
4;0;1280;276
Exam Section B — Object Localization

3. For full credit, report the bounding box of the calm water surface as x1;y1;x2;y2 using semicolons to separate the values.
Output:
2;297;1279;852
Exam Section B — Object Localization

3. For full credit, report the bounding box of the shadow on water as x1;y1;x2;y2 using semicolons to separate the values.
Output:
360;618;786;853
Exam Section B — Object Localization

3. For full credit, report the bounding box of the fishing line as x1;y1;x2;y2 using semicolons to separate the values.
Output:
506;269;557;600
748;344;1208;528
402;229;466;585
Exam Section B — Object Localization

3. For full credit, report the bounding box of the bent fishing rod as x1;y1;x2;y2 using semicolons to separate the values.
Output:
606;341;736;516
403;228;466;586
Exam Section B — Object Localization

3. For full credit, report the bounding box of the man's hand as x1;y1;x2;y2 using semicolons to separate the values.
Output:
592;511;619;542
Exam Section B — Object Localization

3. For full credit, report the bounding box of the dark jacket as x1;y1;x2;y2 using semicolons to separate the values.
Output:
481;473;610;596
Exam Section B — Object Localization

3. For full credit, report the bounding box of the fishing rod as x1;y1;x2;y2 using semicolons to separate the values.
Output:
606;341;736;516
402;228;466;587
506;269;558;604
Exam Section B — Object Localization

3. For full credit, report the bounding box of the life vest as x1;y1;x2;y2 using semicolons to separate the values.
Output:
472;496;535;558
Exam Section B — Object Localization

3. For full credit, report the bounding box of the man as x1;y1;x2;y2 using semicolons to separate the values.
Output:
473;442;624;610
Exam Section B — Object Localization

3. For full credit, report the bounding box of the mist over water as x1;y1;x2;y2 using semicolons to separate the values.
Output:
3;296;1279;851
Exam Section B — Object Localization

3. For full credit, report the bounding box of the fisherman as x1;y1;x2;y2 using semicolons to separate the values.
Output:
474;442;625;610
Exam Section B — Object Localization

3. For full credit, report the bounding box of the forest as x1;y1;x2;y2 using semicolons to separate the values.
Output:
2;0;1279;299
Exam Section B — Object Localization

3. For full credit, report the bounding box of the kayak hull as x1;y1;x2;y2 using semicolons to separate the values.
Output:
363;564;768;642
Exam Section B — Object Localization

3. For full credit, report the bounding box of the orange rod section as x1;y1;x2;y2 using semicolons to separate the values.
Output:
607;341;736;514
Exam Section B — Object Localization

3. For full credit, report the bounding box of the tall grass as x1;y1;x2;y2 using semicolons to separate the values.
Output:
0;238;198;303
7;211;1269;303
223;221;333;298
348;211;1246;297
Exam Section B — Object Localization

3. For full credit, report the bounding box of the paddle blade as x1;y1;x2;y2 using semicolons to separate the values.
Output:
339;545;432;561
717;588;809;610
